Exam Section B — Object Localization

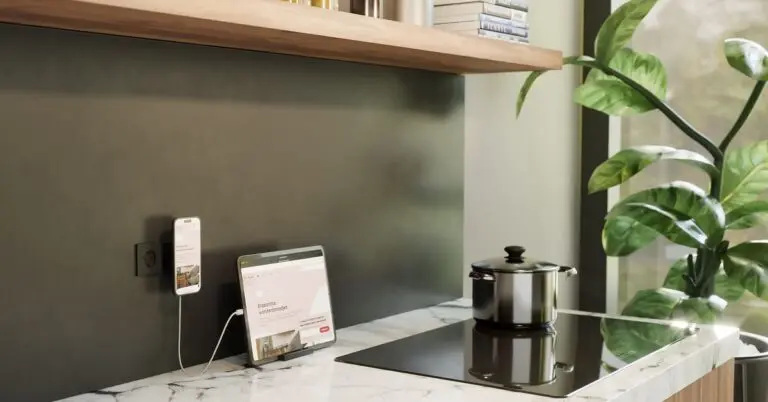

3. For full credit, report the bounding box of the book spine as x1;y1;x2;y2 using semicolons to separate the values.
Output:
479;13;528;30
477;29;530;44
482;3;527;22
434;0;528;10
491;0;529;11
479;20;528;37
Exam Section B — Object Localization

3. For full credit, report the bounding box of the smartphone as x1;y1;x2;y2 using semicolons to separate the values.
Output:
174;217;202;296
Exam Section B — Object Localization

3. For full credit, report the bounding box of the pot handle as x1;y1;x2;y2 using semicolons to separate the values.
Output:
559;266;578;277
469;271;496;282
555;362;574;373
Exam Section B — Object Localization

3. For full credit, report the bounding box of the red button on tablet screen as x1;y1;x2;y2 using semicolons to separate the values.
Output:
320;326;330;333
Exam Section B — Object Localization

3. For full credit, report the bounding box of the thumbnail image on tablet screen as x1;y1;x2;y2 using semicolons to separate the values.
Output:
237;246;335;364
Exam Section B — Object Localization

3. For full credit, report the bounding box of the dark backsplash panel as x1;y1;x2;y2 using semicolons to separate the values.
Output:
0;24;464;402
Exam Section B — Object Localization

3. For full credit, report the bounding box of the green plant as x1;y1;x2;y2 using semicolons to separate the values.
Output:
517;0;768;324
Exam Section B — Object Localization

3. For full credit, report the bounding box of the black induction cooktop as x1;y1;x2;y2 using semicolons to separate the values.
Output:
335;313;697;398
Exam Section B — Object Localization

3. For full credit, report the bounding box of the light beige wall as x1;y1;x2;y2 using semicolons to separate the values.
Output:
463;0;583;307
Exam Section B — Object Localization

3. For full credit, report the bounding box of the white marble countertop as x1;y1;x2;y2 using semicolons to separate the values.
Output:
61;299;739;402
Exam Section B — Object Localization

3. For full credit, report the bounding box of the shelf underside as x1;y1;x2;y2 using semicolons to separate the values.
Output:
0;0;563;74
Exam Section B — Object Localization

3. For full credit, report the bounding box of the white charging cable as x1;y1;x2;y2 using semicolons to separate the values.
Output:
177;296;244;376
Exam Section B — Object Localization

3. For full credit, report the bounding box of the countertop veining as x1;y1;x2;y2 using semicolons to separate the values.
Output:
60;299;739;402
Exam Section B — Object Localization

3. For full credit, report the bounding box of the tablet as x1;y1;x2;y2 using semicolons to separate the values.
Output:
237;246;336;366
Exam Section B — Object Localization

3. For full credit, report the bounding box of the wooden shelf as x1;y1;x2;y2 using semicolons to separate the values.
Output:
0;0;562;74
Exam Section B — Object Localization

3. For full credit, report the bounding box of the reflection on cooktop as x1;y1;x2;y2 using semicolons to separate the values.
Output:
335;313;696;398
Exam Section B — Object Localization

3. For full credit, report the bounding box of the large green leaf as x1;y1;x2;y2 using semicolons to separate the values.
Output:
621;288;688;318
602;215;660;257
575;80;653;116
516;56;597;117
712;271;744;302
516;71;545;118
576;48;667;116
620;288;724;323
612;181;725;242
672;296;727;324
663;257;692;291
724;241;768;299
587;48;667;98
726;200;768;230
601;289;723;365
607;202;707;248
724;38;768;81
595;0;660;63
601;317;684;365
721;140;768;212
589;146;717;194
601;288;687;364
663;256;745;302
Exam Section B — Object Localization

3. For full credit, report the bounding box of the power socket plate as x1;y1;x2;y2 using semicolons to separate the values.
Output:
135;242;163;277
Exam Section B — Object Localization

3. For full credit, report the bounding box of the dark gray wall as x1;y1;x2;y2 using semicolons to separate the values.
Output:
0;24;464;402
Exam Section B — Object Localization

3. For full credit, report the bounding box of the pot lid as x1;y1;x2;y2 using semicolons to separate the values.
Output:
471;246;560;273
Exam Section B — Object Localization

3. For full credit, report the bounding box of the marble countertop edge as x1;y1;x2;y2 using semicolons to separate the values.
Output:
59;298;741;402
560;309;740;402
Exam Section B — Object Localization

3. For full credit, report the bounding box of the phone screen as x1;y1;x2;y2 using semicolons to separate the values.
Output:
174;217;201;295
238;248;335;362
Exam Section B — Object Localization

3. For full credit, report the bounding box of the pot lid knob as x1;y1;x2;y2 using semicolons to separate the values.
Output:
504;245;526;262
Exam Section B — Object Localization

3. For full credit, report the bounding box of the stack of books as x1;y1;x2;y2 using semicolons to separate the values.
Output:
433;0;529;45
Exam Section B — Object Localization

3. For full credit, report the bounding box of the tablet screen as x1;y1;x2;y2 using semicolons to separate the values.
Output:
238;247;335;362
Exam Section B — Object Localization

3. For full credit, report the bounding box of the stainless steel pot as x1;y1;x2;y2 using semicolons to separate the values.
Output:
470;246;577;328
735;332;768;402
468;324;572;386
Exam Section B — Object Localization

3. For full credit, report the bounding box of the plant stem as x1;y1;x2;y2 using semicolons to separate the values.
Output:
711;164;723;200
719;80;766;153
577;60;731;298
710;81;765;200
585;61;724;164
581;60;725;197
688;248;722;298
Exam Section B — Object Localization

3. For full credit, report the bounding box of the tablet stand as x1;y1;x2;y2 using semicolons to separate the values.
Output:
278;347;314;361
